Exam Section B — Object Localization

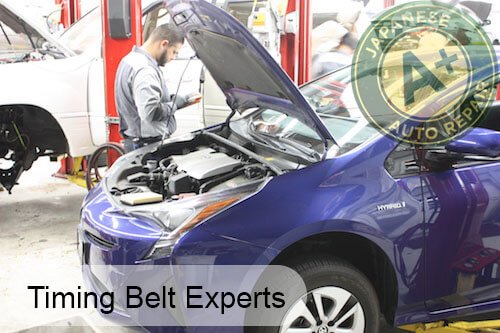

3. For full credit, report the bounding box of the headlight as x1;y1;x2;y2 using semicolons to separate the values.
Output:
135;194;250;260
143;197;240;260
127;180;268;260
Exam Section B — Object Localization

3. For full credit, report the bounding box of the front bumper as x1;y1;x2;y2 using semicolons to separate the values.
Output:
78;183;273;332
79;183;163;265
78;183;173;328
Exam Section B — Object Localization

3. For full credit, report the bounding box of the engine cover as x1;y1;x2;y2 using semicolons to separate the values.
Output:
171;148;241;180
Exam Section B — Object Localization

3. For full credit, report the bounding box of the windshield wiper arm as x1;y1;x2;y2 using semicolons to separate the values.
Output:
39;44;65;58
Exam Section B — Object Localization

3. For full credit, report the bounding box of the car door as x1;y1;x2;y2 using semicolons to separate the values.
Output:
421;123;500;312
384;143;428;303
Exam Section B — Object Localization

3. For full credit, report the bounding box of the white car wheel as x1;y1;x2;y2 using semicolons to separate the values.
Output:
280;286;365;333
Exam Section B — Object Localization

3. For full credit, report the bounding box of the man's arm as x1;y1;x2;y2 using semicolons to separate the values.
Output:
132;67;177;123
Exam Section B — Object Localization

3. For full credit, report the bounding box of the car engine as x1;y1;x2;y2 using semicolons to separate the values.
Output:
110;133;278;202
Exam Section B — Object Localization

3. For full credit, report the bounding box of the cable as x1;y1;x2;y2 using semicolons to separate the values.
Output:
161;55;197;145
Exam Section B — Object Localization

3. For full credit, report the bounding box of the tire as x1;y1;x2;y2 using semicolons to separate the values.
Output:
248;256;381;333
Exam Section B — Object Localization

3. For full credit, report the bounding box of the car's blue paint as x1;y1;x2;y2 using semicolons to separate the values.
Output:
80;126;500;329
447;127;500;157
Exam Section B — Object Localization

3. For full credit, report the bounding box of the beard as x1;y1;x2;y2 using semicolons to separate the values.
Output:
158;49;169;67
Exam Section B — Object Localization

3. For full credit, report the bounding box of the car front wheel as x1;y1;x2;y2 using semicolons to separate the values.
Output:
279;257;381;333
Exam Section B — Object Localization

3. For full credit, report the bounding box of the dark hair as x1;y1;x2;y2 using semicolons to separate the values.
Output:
342;32;358;50
148;23;185;45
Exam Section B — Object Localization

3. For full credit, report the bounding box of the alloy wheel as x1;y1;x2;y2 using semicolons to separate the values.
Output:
280;286;365;333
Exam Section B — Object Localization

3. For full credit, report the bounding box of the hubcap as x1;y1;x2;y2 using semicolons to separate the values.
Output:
280;286;365;333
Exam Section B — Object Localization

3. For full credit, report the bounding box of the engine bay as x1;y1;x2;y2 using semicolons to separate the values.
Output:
109;132;282;203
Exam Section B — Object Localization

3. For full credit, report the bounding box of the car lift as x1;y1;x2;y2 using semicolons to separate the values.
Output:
54;0;141;186
76;0;140;189
52;0;83;179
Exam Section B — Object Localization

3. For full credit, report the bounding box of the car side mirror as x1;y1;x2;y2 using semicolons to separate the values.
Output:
423;128;500;172
445;128;500;158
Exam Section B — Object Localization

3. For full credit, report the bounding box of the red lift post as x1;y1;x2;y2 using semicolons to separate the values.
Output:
281;0;312;85
298;0;312;85
55;0;81;28
101;0;143;164
54;0;81;177
280;0;299;83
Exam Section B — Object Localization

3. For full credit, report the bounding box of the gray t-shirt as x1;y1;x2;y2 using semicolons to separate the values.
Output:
115;46;185;139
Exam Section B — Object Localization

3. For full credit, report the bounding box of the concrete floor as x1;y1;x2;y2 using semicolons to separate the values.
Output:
0;157;131;333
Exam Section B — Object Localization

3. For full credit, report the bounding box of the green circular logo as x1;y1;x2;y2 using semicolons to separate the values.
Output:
352;1;498;145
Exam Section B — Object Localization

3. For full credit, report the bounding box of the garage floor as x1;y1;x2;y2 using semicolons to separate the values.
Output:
0;157;132;333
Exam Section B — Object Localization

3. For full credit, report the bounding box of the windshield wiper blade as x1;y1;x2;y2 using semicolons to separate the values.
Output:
275;136;321;161
247;122;320;161
247;122;287;151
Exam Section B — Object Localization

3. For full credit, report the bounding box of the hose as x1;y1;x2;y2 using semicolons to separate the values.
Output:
85;142;125;190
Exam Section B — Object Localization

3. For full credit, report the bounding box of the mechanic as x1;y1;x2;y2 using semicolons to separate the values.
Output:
115;23;201;153
311;30;358;79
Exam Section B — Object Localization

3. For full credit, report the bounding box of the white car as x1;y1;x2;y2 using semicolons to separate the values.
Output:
0;0;203;192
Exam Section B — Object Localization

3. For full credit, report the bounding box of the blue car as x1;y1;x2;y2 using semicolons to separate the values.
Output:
79;0;500;331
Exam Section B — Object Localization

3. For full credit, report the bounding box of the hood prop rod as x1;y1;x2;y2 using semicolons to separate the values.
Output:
224;109;237;129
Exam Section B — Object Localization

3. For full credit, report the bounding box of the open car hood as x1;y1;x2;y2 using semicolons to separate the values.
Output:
165;0;334;144
0;0;72;56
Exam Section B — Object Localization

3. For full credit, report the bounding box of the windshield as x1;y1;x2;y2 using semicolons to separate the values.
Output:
241;67;378;158
58;6;101;55
226;0;268;24
300;67;378;153
0;3;46;57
